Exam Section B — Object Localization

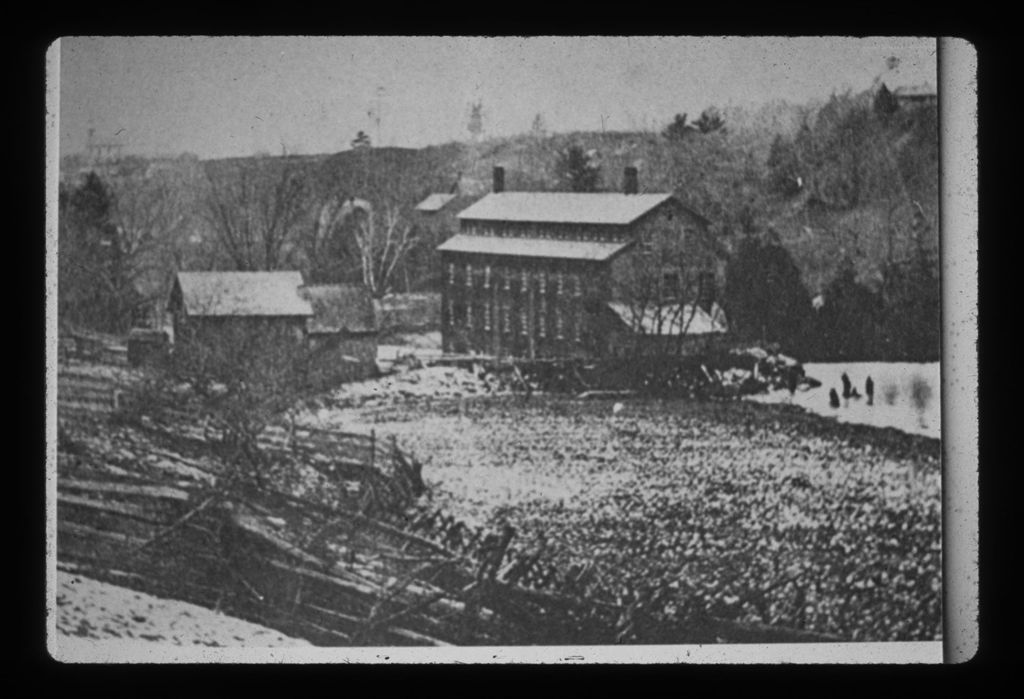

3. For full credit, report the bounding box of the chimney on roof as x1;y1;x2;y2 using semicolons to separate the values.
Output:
493;166;505;193
624;166;639;195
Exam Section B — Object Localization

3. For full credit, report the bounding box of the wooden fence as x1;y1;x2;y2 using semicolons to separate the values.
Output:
54;343;843;645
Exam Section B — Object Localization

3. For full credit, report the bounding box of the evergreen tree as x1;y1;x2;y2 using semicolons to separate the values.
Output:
873;83;899;120
59;172;136;331
351;130;372;150
723;232;811;350
694;107;725;134
808;258;883;360
766;134;802;196
662;113;695;142
879;208;940;360
556;145;601;192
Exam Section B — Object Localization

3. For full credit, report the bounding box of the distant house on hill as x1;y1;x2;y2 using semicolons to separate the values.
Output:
415;193;457;215
168;271;378;383
436;166;725;359
414;173;475;234
891;83;938;109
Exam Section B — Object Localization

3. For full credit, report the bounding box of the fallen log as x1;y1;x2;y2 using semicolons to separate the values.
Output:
58;479;191;502
58;493;166;523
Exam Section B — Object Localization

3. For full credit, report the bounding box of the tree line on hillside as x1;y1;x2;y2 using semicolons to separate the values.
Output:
58;145;461;333
548;93;937;361
58;88;937;361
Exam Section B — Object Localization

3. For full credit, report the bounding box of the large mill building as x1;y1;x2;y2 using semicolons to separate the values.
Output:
437;167;726;359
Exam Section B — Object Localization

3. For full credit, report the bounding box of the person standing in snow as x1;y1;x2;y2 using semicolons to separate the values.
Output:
829;387;841;408
866;375;875;406
841;372;852;400
786;366;799;400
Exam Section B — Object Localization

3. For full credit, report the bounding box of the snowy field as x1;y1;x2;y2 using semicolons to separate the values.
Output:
299;392;941;640
52;571;309;659
749;362;941;439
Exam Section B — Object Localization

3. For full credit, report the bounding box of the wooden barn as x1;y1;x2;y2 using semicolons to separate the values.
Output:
168;271;378;383
168;271;313;346
437;167;725;359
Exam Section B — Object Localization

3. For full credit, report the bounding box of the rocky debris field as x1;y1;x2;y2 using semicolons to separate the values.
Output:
53;572;310;651
297;382;941;642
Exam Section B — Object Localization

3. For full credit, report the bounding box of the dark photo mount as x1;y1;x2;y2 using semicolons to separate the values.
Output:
46;35;975;664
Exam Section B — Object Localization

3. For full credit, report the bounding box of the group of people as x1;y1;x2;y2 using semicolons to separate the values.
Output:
829;372;874;408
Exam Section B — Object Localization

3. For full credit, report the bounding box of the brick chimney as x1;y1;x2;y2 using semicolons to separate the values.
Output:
493;166;505;193
623;166;639;195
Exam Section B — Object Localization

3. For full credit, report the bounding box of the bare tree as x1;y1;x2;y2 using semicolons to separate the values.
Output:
107;170;193;311
613;220;725;356
303;147;436;295
59;170;193;331
202;156;310;271
348;199;421;298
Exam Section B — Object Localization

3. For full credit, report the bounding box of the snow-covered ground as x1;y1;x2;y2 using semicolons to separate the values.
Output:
52;571;310;660
748;362;941;439
376;331;444;372
306;365;505;413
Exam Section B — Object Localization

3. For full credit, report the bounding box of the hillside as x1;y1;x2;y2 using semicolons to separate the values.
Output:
294;91;935;297
59;88;938;359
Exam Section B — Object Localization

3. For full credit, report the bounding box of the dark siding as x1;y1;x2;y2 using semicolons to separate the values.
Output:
441;198;710;359
441;252;602;358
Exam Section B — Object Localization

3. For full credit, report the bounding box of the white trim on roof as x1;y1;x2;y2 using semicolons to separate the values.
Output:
437;234;631;262
456;192;675;225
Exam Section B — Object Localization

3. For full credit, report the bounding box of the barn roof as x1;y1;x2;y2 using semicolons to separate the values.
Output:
174;271;313;318
607;301;728;336
301;285;377;334
893;83;937;98
415;193;457;213
456;192;675;225
437;234;631;262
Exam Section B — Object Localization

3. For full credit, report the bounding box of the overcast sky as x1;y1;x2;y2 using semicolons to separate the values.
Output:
58;36;937;160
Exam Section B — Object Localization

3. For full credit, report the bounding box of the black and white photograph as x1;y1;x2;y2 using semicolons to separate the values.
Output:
45;36;977;663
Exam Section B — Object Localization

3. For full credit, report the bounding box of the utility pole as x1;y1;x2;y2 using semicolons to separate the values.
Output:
374;86;385;147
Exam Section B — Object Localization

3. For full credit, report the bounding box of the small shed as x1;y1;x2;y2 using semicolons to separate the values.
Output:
300;284;379;384
602;301;729;357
